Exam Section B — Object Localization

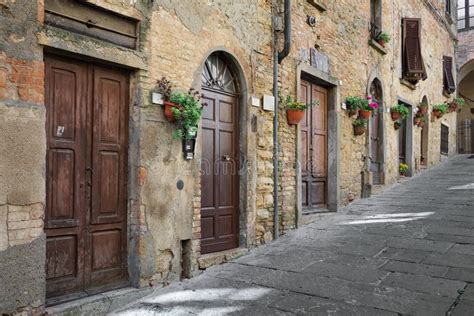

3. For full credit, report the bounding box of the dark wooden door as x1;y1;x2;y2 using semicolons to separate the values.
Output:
399;119;407;164
200;88;239;254
301;80;328;210
370;109;382;184
45;56;129;299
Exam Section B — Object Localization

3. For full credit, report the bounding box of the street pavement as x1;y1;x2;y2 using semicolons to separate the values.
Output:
114;155;474;315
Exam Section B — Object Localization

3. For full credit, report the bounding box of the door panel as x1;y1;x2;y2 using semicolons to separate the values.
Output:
201;89;239;254
45;56;128;299
301;80;328;210
370;109;382;184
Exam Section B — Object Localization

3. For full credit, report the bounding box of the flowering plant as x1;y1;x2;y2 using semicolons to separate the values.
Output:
399;163;409;175
367;96;379;111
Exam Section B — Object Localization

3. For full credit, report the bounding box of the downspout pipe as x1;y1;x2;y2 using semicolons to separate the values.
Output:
273;0;291;240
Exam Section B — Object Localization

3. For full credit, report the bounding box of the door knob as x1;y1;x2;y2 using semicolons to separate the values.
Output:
223;155;231;161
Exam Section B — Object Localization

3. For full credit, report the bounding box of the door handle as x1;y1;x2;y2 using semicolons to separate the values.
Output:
86;167;93;174
223;155;231;161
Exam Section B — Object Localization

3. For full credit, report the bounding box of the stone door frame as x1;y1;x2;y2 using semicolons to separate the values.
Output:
296;64;340;226
398;96;415;177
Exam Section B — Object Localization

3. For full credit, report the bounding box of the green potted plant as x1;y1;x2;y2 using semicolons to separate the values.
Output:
418;103;428;115
376;32;391;47
418;116;427;128
390;104;409;121
394;121;402;130
448;97;465;113
432;103;448;119
399;162;409;176
285;95;317;125
157;77;181;122
345;96;363;117
170;88;204;140
414;113;423;126
353;118;368;136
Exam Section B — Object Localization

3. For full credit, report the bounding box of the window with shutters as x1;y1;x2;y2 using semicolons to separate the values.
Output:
441;124;449;155
402;18;427;84
443;56;456;94
458;0;474;30
370;0;382;40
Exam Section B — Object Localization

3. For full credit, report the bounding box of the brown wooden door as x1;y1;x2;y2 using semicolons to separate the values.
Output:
45;56;129;299
301;80;328;210
370;109;382;184
200;88;239;254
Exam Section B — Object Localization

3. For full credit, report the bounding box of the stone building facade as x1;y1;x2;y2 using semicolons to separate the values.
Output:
456;0;474;153
0;0;458;314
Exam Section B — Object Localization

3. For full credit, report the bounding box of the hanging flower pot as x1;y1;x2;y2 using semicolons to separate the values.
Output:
391;111;401;121
433;109;443;119
418;120;425;128
353;119;367;136
394;121;402;130
359;109;372;119
287;109;305;125
164;101;181;122
418;104;428;115
414;116;422;126
390;104;409;121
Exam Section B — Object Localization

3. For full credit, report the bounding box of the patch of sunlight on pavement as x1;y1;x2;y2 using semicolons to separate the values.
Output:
448;183;474;190
341;212;434;225
142;288;271;304
114;306;243;316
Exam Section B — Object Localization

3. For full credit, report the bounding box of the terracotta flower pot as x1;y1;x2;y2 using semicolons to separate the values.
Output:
418;105;428;115
433;109;443;119
447;105;456;113
377;39;385;47
418;121;425;128
394;123;401;130
414;117;422;126
353;125;367;136
359;109;372;119
164;101;181;122
287;109;305;125
391;111;401;121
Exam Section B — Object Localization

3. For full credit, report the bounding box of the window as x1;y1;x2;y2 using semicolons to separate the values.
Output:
370;0;382;39
446;0;452;16
441;124;449;155
458;0;474;29
443;56;456;94
402;18;427;83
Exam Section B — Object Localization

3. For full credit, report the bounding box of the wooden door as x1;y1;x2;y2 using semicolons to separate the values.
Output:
200;88;239;254
399;118;407;164
370;109;382;184
301;80;328;210
45;56;129;299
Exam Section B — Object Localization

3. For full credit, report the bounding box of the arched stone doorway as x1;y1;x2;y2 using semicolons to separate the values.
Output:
200;52;242;254
458;60;474;154
368;78;384;185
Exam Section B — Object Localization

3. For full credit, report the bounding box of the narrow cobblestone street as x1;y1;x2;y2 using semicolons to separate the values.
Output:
113;155;474;315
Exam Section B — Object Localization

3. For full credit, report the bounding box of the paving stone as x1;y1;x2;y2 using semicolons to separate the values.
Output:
302;262;389;284
380;272;465;298
424;233;474;245
425;226;474;237
385;237;453;253
268;292;397;315
451;300;474;316
423;253;474;269
461;284;474;302
381;260;449;278
448;244;474;256
444;267;474;282
375;247;434;263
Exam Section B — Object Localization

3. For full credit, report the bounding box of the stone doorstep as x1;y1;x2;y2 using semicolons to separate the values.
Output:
198;247;249;270
45;287;153;316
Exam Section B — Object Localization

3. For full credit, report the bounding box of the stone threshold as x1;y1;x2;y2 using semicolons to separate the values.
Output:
45;286;153;316
198;247;248;270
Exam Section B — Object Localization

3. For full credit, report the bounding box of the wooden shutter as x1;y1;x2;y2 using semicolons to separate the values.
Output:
402;18;427;81
443;56;455;94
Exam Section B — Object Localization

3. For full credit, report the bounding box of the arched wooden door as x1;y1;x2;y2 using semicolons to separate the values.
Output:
200;54;240;254
369;80;383;184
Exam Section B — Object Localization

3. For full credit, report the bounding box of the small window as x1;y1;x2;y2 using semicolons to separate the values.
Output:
446;0;452;15
370;0;382;39
441;124;449;155
443;56;456;94
458;0;474;30
402;18;427;84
